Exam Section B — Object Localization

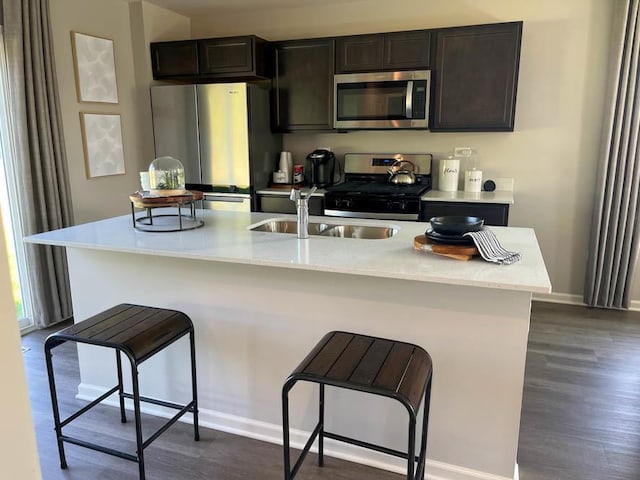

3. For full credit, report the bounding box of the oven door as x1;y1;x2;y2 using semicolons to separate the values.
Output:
324;194;421;220
334;71;430;129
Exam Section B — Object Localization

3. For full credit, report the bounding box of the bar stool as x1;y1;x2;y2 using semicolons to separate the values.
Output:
282;331;432;480
44;303;199;480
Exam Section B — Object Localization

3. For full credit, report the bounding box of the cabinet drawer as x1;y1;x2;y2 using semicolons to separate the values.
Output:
258;195;324;215
420;202;509;226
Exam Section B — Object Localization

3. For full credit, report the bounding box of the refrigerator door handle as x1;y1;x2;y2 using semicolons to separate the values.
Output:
203;195;249;203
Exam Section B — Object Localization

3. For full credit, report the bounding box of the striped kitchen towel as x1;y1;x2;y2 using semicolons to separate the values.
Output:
463;228;521;265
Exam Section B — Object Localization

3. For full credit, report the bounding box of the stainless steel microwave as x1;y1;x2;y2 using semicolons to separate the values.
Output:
334;70;430;129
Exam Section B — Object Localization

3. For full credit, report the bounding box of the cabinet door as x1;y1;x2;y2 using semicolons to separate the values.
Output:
272;38;335;132
199;36;253;75
335;34;384;73
431;22;522;131
151;41;199;78
420;201;510;226
384;31;430;70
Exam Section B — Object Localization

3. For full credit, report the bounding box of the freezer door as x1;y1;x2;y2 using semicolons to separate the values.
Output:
150;85;201;184
197;83;250;189
202;194;251;212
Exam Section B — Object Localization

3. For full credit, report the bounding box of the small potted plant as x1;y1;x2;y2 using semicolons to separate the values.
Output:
148;156;186;196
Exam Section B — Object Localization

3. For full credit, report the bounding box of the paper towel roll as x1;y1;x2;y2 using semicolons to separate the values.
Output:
279;152;293;183
439;158;460;192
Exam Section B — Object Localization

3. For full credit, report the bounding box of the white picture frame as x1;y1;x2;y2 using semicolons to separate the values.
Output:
71;32;119;104
80;113;125;178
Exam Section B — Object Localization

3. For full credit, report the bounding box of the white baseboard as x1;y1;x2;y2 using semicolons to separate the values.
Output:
77;383;516;480
533;292;640;312
532;292;584;306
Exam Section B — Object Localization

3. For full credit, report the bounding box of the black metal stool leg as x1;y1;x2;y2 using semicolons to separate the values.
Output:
44;343;68;469
130;358;146;480
318;383;325;467
407;413;416;480
416;379;431;480
189;330;200;441
116;350;126;423
282;381;294;480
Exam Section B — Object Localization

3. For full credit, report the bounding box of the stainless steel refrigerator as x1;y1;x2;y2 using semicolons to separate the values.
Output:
150;82;281;211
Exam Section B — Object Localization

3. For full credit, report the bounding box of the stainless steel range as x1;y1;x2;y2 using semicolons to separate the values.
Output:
324;153;432;220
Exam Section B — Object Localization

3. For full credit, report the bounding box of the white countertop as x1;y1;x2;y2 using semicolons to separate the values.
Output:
25;210;550;293
421;190;514;204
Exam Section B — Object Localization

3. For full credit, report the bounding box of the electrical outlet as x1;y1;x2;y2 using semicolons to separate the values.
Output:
494;177;514;191
454;147;473;157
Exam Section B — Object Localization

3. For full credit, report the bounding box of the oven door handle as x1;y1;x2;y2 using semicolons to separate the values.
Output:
324;209;418;221
405;80;414;119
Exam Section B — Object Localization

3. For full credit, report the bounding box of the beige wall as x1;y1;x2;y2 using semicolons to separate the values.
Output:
190;0;617;300
49;0;143;224
48;0;191;225
0;214;41;479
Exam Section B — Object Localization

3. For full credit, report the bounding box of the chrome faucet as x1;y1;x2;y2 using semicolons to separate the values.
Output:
289;186;318;239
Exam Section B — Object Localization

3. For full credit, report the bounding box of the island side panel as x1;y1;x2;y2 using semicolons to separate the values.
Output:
67;247;531;480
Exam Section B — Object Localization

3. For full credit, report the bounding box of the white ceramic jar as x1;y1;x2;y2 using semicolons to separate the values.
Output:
439;157;460;191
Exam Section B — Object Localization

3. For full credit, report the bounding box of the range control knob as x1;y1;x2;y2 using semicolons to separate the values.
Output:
387;200;407;210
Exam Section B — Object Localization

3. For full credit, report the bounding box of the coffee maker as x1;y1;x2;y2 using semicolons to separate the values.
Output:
306;149;336;187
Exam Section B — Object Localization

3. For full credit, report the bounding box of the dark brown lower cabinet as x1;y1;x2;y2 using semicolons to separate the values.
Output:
420;201;510;226
271;38;335;132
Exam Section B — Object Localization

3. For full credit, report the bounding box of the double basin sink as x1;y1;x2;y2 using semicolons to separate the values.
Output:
249;219;397;239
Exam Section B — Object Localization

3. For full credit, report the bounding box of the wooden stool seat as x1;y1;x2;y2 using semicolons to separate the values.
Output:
282;331;433;480
47;304;193;362
45;303;199;480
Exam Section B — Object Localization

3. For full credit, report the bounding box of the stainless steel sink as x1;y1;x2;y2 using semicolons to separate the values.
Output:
249;219;397;239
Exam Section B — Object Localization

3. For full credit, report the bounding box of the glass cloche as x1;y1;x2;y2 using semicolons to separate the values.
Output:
148;156;186;196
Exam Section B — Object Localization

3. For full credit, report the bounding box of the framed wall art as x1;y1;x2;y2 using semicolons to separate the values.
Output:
80;113;125;178
71;32;119;103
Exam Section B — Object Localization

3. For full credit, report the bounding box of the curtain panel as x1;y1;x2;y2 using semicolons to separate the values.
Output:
3;0;74;326
585;0;640;308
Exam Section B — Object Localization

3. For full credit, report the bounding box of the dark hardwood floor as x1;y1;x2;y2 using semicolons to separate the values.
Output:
21;301;640;480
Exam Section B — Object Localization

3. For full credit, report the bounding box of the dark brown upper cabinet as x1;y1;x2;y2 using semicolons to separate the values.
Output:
431;22;523;132
151;40;199;79
335;30;430;73
198;35;269;78
150;35;270;81
272;38;335;132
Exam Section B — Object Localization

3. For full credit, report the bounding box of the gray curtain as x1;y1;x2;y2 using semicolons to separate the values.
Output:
585;0;640;309
3;0;74;326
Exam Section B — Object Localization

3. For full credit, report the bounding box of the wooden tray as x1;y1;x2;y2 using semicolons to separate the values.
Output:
129;190;203;208
414;235;479;261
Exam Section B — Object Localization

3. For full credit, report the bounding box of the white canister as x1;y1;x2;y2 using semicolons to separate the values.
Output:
439;158;460;192
465;169;483;192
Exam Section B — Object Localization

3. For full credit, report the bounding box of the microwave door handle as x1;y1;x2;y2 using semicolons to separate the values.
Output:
405;80;414;119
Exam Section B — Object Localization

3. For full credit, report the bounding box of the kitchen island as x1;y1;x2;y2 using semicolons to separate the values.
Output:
27;210;551;480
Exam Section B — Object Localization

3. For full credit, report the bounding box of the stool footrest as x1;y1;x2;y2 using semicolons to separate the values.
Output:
122;392;195;412
290;422;322;479
143;401;195;449
60;435;138;463
324;432;419;462
60;385;120;428
324;431;420;462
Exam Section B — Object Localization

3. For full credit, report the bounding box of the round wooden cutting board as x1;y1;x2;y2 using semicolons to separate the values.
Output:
414;235;479;261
